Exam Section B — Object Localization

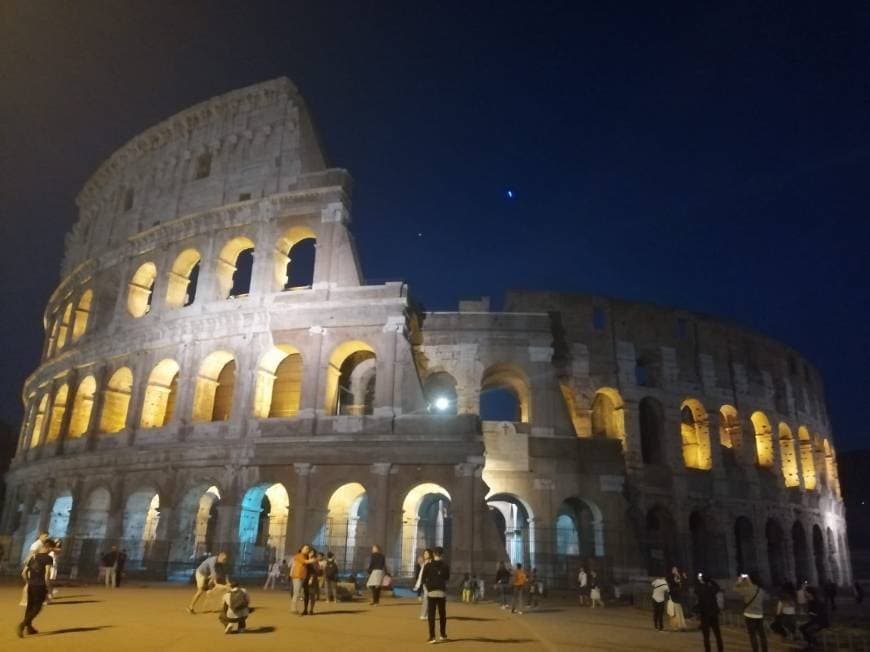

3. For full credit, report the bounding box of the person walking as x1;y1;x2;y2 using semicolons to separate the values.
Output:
187;551;228;614
650;575;669;631
413;549;433;620
366;544;387;606
589;570;604;608
735;573;768;652
578;566;589;606
101;546;119;589
799;586;830;650
771;582;798;641
324;552;339;603
17;539;55;638
694;573;723;652
263;559;281;590
511;563;527;614
421;546;450;643
495;561;511;610
115;549;127;587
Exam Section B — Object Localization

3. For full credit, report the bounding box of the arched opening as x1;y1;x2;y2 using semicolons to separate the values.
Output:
324;341;376;416
322;483;368;572
171;485;221;570
217;237;256;299
751;411;774;468
48;492;73;540
735;516;758;575
238;483;289;570
165;248;201;308
99;367;133;433
45;383;69;443
681;399;712;470
480;363;530;422
486;493;534;567
70;487;111;574
73;290;92;340
718;405;741;449
812;524;826;583
798;427;816;490
127;262;157;317
555;497;603;578
68;376;97;438
192;351;235;422
792;521;811;583
122;489;160;569
778;423;800;487
639;397;666;465
29;394;48;448
591;388;625;441
56;302;73;350
424;372;458;415
402;483;452;574
766;518;786;586
252;345;303;418
645;506;679;575
275;226;317;290
140;359;180;428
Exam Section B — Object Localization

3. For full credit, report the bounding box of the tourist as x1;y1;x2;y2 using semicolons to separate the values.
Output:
220;580;250;634
495;560;511;609
19;533;50;607
279;558;289;585
187;551;228;614
115;548;127;587
421;546;450;643
694;573;723;652
46;539;61;601
366;544;387;606
314;551;325;602
289;544;315;614
799;586;830;649
413;549;433;620
650;575;669;631
17;538;55;638
461;573;473;603
735;573;768;652
667;567;687;631
528;568;540;608
263;559;281;590
771;581;798;641
300;547;319;615
414;554;424;601
101;546;119;589
324;552;339;602
578;566;589;606
511;562;527;614
589;570;604;608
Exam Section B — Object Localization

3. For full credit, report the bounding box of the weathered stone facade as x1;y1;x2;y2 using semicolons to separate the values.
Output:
1;78;851;589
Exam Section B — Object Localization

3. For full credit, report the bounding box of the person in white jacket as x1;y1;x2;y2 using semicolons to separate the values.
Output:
413;548;433;620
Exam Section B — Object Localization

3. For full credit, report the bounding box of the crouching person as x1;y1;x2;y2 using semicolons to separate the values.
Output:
220;581;250;634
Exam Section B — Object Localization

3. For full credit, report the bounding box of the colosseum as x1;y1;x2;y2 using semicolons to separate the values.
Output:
0;78;851;591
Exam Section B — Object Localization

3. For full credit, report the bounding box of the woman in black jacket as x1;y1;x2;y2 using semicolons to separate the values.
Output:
366;544;387;605
421;547;450;643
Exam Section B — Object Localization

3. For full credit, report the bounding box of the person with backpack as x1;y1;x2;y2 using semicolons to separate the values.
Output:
220;580;250;634
17;538;55;638
421;546;450;643
324;552;339;603
736;573;768;652
511;563;528;614
694;573;723;652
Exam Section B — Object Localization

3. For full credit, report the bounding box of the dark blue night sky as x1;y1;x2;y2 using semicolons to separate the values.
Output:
1;1;868;449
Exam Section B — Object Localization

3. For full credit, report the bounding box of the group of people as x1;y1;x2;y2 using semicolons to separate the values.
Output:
650;566;845;652
577;566;605;607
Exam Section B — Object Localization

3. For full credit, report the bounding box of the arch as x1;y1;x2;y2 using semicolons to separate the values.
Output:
591;388;625;441
718;405;741;449
45;383;69;443
252;345;303;418
48;491;73;540
275;225;317;290
680;399;712;470
171;484;221;566
165;248;201;308
812;524;826;583
689;511;727;577
424;371;458;415
324;340;376;416
487;493;535;568
122;488;160;568
734;516;758;575
797;427;816;490
72;289;93;340
68;375;97;438
98;367;133;433
217;236;255;298
751;411;774;467
127;262;157;317
238;483;290;569
56;302;73;350
480;363;530;423
29;394;49;448
401;483;452;574
555;497;604;578
639;397;666;465
792;521;811;583
192;351;236;422
766;518;787;585
322;482;369;571
140;359;181;428
778;423;800;487
645;505;679;575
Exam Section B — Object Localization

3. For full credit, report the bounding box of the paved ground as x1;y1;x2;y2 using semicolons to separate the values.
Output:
0;581;863;651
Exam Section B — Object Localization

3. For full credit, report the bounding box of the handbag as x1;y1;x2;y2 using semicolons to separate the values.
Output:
666;598;676;617
381;573;392;588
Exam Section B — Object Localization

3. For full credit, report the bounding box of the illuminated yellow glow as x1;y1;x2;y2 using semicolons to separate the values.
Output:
68;376;96;438
72;290;92;340
718;405;740;449
29;395;48;448
127;262;157;317
274;225;317;290
253;345;302;418
192;351;235;422
324;340;376;415
140;359;180;428
779;423;800;487
798;426;816;490
216;237;255;299
680;399;712;470
591;387;626;442
45;384;69;443
56;303;73;350
165;249;201;308
99;367;133;433
751;411;774;467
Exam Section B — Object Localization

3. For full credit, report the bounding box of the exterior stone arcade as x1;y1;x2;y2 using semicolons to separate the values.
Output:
1;78;851;590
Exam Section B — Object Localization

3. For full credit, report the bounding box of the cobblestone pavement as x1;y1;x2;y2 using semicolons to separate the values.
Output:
0;582;851;651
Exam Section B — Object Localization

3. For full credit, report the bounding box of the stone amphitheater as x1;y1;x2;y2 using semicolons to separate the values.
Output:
0;78;851;590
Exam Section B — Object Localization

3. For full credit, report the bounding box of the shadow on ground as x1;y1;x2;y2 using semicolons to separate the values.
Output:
42;626;113;635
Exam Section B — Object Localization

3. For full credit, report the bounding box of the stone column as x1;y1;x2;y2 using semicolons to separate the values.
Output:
373;322;402;417
298;328;324;419
54;370;79;457
293;464;312;549
123;354;150;447
368;463;392;563
621;401;644;473
85;364;109;452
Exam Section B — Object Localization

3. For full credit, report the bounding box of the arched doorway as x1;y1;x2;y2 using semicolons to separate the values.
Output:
486;493;534;567
70;487;111;576
735;516;757;575
122;489;160;569
401;483;452;574
238;483;289;571
555;497;604;579
321;483;369;572
170;485;221;572
646;506;679;575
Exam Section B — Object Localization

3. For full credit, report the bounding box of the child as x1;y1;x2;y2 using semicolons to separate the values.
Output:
220;581;250;634
590;572;604;608
461;573;473;603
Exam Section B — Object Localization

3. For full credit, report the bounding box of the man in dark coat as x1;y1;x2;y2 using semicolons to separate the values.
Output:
694;574;723;652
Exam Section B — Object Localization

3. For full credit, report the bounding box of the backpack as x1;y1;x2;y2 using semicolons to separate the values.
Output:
325;560;339;580
229;589;249;613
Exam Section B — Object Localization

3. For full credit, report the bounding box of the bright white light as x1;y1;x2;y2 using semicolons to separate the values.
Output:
433;397;450;411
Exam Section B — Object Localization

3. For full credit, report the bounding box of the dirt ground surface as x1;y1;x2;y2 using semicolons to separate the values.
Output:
0;581;865;651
